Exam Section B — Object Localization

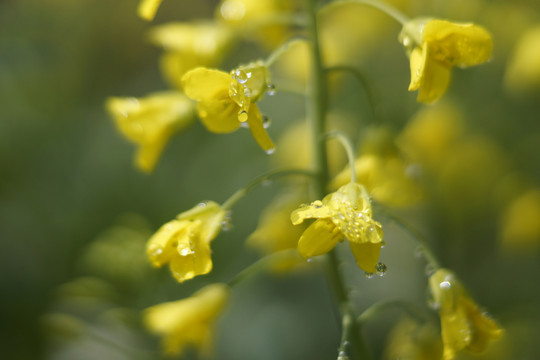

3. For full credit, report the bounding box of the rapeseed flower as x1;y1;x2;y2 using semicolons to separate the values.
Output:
429;269;503;360
505;25;540;93
399;18;492;103
144;283;229;356
106;92;195;173
146;201;226;283
148;22;234;90
291;182;383;273
182;63;275;152
138;0;163;21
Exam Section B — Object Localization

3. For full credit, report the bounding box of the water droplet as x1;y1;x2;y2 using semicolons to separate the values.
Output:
178;244;193;256
312;200;323;208
337;350;349;360
375;262;387;276
425;263;436;276
149;246;163;257
265;147;275;155
221;211;233;231
364;272;374;279
343;341;350;347
414;245;424;258
262;116;271;128
232;68;251;84
266;84;276;96
238;110;248;122
197;202;208;208
240;121;249;128
380;240;386;248
439;280;452;290
243;87;252;97
306;258;313;263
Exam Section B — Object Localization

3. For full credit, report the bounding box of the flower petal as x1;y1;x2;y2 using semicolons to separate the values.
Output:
297;219;341;258
246;106;275;152
169;234;213;283
291;201;333;225
138;0;163;21
409;46;428;91
146;220;187;267
348;241;381;273
182;67;232;103
417;54;451;104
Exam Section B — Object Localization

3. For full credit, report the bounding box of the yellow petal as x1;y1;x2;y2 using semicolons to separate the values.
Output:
348;241;381;273
176;201;226;243
408;46;427;91
138;0;163;21
291;201;333;225
169;234;213;283
461;297;503;354
197;98;240;133
182;67;232;103
416;55;451;104
146;220;187;267
246;106;275;152
423;20;493;68
297;219;342;258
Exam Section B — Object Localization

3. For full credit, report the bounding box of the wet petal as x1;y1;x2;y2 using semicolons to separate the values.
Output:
291;201;333;225
416;55;451;103
297;219;341;258
146;220;187;267
246;106;275;152
409;46;428;91
462;298;503;353
197;99;240;133
348;241;382;273
169;235;212;283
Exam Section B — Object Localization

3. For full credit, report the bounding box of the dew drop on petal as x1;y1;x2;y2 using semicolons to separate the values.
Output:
265;147;275;155
240;121;249;128
238;110;248;122
375;262;387;276
425;263;436;276
266;84;276;96
312;200;323;208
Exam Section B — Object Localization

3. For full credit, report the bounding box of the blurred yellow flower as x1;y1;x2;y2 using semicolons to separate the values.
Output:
138;0;163;21
429;269;503;360
182;64;275;152
291;182;383;273
399;19;492;103
146;201;226;283
144;283;229;356
329;153;423;207
106;91;195;173
383;318;443;360
505;25;540;94
500;189;540;252
248;191;308;272
148;22;234;90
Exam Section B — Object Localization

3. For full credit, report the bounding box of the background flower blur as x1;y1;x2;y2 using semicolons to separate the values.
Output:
1;0;540;359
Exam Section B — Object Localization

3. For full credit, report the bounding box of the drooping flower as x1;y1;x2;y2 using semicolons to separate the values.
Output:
148;22;235;90
291;182;384;273
106;92;195;173
146;201;226;283
182;63;275;152
144;283;229;356
138;0;163;21
429;269;503;360
399;18;493;103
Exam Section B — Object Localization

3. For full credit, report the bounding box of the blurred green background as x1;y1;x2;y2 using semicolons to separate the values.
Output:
1;0;540;359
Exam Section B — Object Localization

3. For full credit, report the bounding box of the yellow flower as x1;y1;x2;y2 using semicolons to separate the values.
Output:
500;189;540;252
248;191;308;272
505;25;540;93
383;318;443;360
429;269;503;360
138;0;163;21
291;182;384;273
144;283;229;356
148;22;234;90
105;92;195;173
182;64;275;152
399;18;493;103
146;201;226;283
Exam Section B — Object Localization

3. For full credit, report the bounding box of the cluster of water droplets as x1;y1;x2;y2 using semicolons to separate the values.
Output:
331;198;382;245
364;262;388;278
221;210;233;232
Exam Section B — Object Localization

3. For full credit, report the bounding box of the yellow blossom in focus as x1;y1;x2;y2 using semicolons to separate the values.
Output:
148;22;234;90
248;191;308;272
144;283;229;356
505;25;540;94
291;182;384;273
138;0;163;21
500;189;540;252
399;18;493;103
429;269;503;360
146;201;226;283
182;64;275;152
106;92;195;173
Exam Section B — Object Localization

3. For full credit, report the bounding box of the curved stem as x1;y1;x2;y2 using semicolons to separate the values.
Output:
358;299;428;325
378;209;441;270
265;37;309;68
323;131;357;183
321;0;409;26
325;66;380;124
221;169;317;211
227;249;301;287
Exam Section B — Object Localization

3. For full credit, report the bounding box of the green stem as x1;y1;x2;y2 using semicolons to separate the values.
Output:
358;299;428;325
321;0;409;25
221;169;317;211
228;249;301;287
325;66;380;124
323;131;357;183
306;0;372;359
